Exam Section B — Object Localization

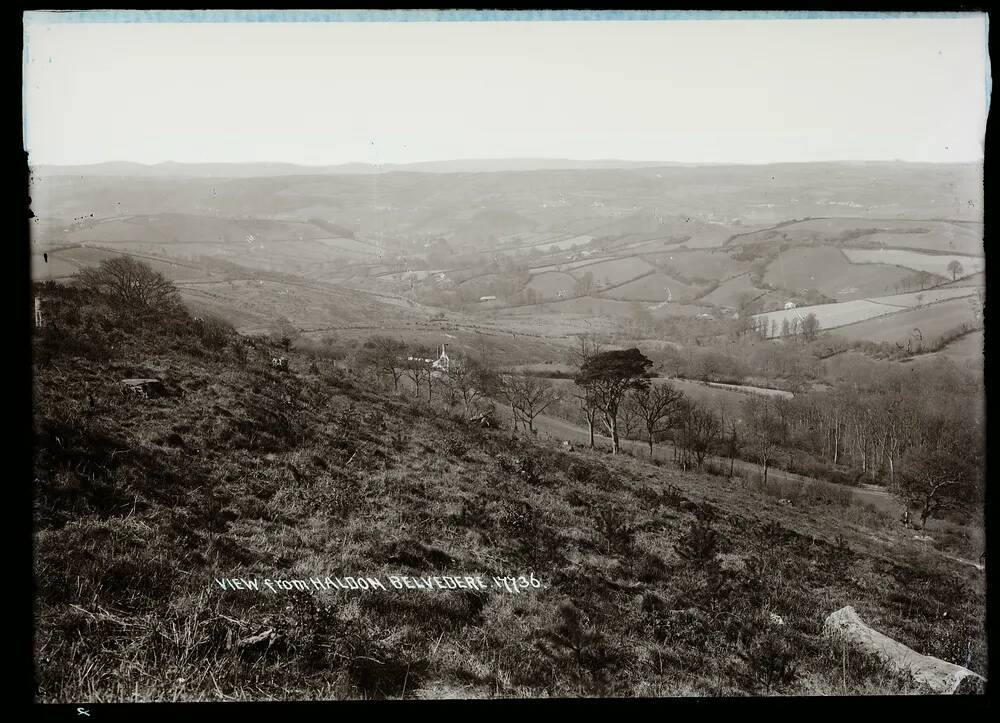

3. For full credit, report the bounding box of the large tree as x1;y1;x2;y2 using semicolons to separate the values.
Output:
404;345;434;400
677;400;721;469
744;395;780;486
361;335;407;391
574;348;653;454
76;256;181;311
799;313;821;342
947;259;964;281
898;426;983;528
629;382;685;456
447;356;499;417
511;376;559;433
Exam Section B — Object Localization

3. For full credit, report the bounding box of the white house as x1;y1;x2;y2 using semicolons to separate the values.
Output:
784;301;797;310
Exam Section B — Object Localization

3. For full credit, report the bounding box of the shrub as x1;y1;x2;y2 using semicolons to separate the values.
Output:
735;622;799;693
674;508;720;567
594;503;638;555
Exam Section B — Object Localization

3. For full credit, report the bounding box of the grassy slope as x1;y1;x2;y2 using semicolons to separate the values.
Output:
32;286;986;701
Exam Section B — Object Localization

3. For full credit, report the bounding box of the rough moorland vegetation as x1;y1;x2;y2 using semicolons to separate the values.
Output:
32;272;985;700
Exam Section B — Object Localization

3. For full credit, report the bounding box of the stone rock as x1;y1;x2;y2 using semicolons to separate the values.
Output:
823;606;986;694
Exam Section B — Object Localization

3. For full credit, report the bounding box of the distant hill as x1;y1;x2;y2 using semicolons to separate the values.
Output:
32;157;758;178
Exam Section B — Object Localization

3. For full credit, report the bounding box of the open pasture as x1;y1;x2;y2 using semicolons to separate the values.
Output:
644;248;749;282
601;271;704;302
526;271;577;298
905;329;983;369
831;297;980;346
30;253;81;280
698;272;774;309
752;299;901;337
848;222;983;256
842;249;984;278
525;294;705;319
571;256;655;286
764;246;913;300
871;287;979;308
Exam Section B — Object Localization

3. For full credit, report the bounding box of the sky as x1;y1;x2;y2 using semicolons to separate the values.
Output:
22;11;991;166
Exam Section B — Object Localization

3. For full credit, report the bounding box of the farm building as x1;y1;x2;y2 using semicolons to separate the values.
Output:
405;345;451;377
479;295;497;302
784;301;797;310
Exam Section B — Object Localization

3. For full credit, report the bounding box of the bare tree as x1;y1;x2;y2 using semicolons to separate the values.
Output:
899;430;982;528
947;259;964;281
513;376;560;434
800;312;820;342
497;373;524;431
575;382;601;448
404;346;433;400
77;256;181;311
725;417;742;478
629;383;685;456
677;400;721;469
447;356;499;417
362;335;406;392
744;395;779;485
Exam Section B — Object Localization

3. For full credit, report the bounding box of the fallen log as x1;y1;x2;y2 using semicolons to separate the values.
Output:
823;606;985;694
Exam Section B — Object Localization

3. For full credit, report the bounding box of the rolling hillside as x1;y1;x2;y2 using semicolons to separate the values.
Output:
32;282;987;700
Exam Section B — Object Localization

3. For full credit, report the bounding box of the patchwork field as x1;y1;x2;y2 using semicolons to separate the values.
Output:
752;300;901;338
526;271;578;298
519;233;595;253
644;249;749;282
831;297;980;346
905;329;984;369
571;257;656;286
870;287;980;308
842;249;984;279
763;246;913;300
939;271;984;288
30;253;81;280
32;246;216;283
679;226;740;248
696;273;766;308
528;295;706;319
852;225;984;256
601;272;703;303
727;218;983;257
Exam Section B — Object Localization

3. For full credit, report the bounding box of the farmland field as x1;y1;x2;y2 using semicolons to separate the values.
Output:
527;295;706;319
763;246;913;300
940;271;984;288
601;271;703;302
869;287;980;308
30;253;80;279
831;297;980;345
728;218;983;257
842;249;984;278
905;329;984;368
519;233;595;252
644;249;749;281
697;273;769;308
528;256;613;274
571;256;655;286
668;379;792;408
526;271;577;298
752;299;901;337
680;226;740;248
852;224;984;256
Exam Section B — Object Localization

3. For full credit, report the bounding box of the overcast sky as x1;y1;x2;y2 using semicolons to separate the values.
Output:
22;12;991;166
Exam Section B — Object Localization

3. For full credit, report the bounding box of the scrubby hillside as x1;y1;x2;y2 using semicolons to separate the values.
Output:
32;281;986;700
